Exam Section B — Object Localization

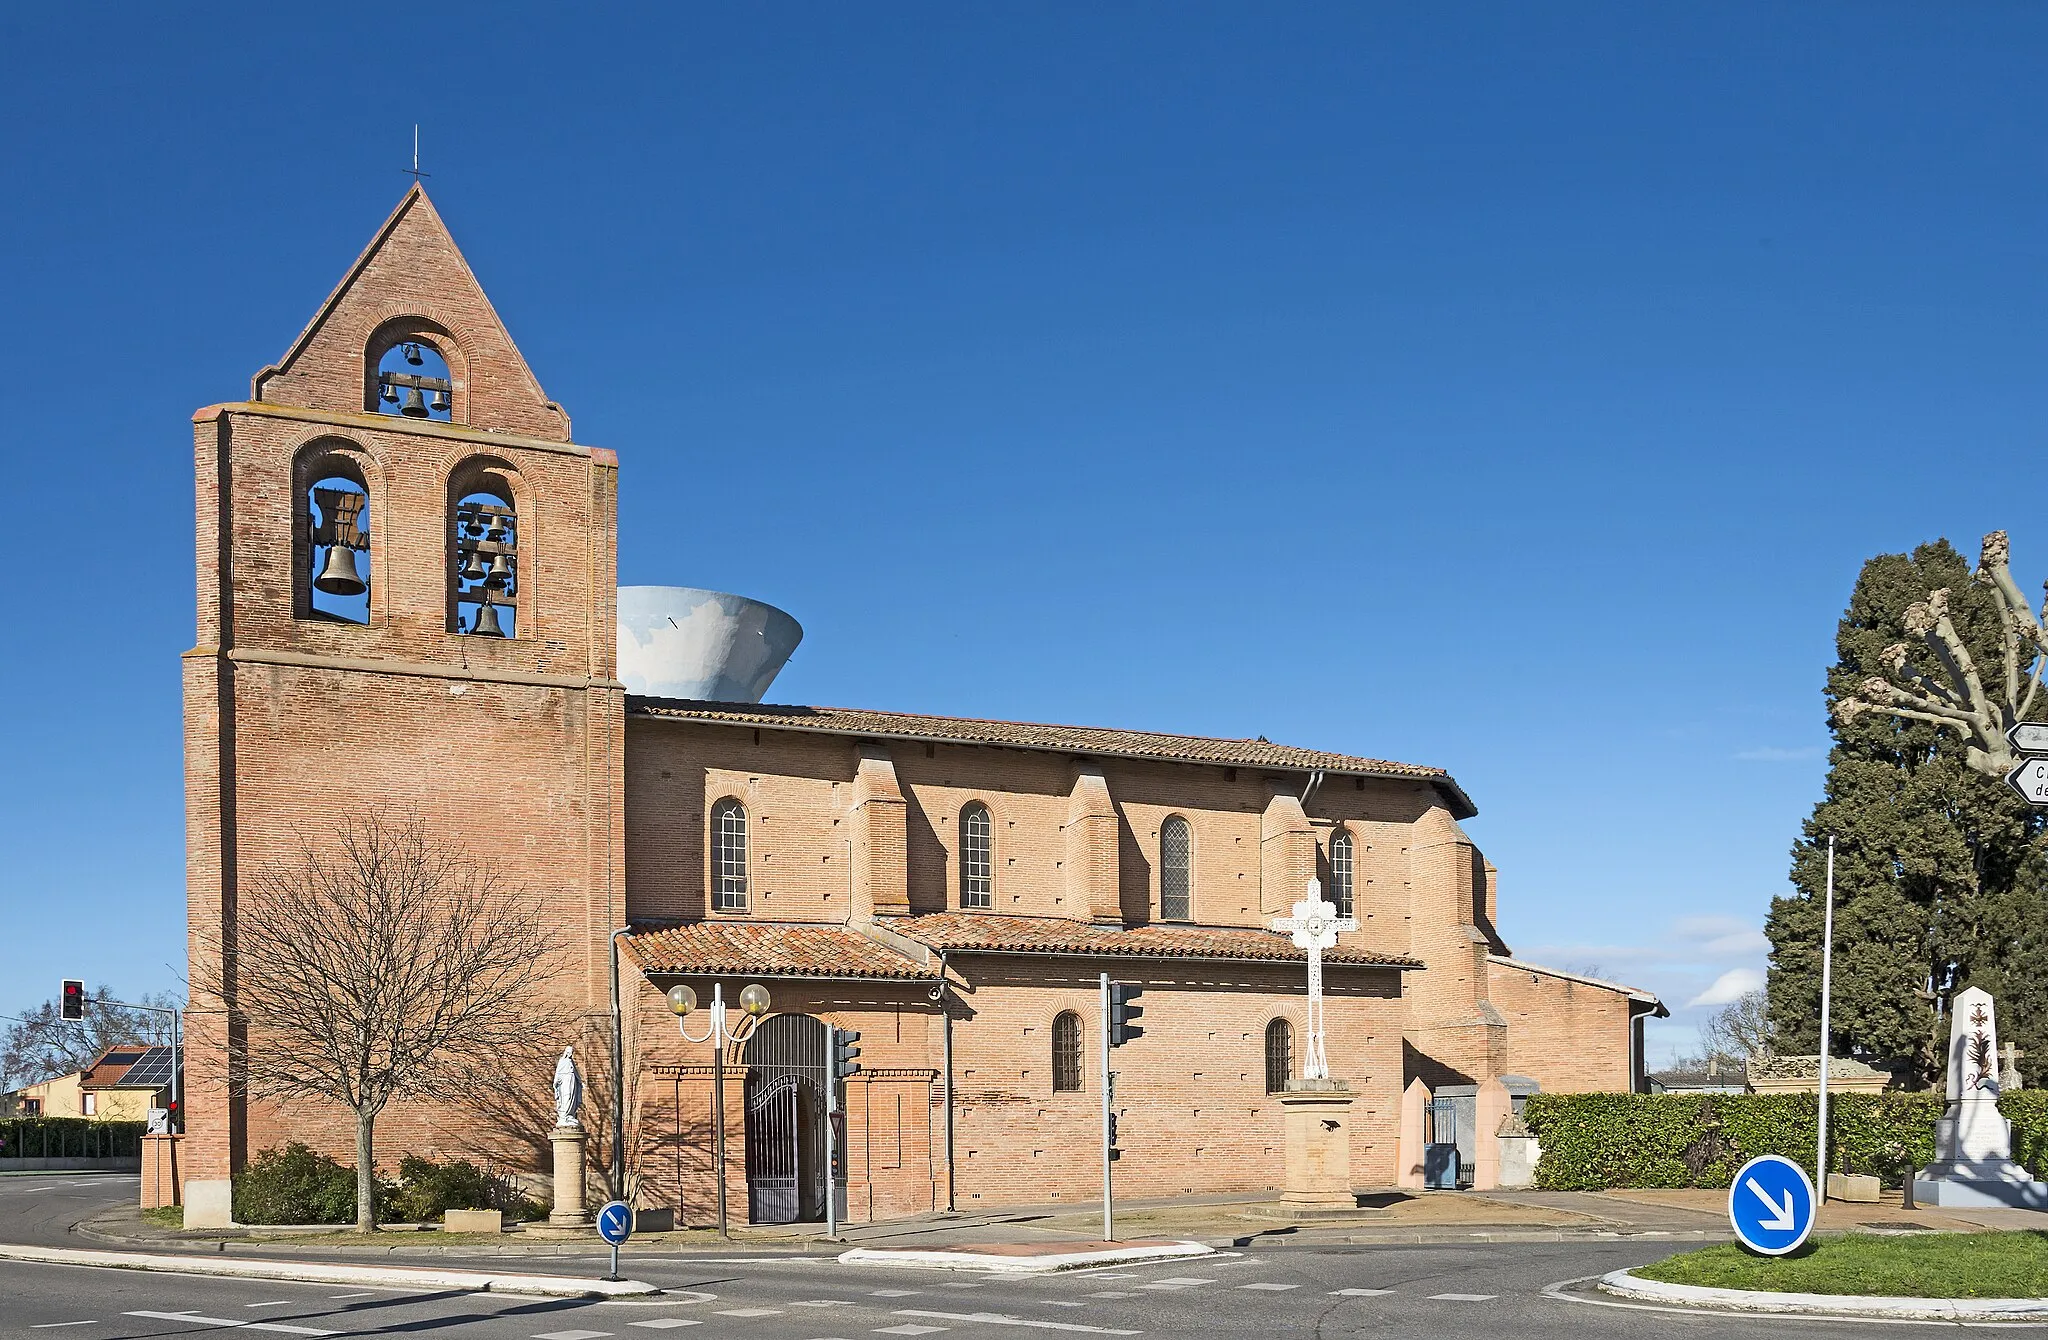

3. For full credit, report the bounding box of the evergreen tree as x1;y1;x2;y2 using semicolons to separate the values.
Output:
1767;540;2048;1085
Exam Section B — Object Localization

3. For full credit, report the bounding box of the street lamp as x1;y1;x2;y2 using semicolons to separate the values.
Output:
668;981;771;1235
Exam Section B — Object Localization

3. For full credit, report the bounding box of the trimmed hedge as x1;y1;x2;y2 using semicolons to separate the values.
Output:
0;1117;147;1160
1521;1090;2031;1190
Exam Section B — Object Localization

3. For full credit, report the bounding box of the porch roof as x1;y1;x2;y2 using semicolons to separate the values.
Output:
887;912;1424;970
622;920;940;982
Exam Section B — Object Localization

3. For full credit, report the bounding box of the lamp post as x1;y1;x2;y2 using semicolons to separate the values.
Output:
669;982;772;1237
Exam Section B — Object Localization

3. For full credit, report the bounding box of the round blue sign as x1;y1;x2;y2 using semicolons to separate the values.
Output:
1727;1154;1816;1256
595;1199;633;1246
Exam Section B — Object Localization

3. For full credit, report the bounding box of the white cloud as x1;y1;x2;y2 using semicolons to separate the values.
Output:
1688;967;1764;1008
1734;745;1825;762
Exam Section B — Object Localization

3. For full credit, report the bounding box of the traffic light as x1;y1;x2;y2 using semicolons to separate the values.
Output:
1106;1111;1122;1161
1109;982;1144;1046
59;980;85;1022
832;1028;862;1079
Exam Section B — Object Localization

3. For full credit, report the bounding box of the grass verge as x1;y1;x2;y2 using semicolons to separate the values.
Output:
1635;1232;2048;1298
141;1205;183;1229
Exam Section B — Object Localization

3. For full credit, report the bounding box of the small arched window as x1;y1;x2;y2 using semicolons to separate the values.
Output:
1159;816;1192;921
449;460;520;638
374;338;453;422
1329;828;1355;920
1052;1012;1083;1092
306;472;371;625
960;803;993;909
712;798;749;913
1265;1018;1295;1094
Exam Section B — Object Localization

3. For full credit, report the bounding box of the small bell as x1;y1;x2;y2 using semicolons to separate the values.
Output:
471;601;504;637
379;379;399;405
487;551;512;587
430;389;450;415
461;550;485;583
404;342;424;366
400;386;428;418
313;544;366;597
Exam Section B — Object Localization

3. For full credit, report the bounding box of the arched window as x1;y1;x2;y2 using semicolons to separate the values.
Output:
1265;1018;1295;1094
306;472;370;625
1052;1011;1083;1093
374;338;454;422
960;803;993;909
448;460;520;638
712;798;749;912
1159;816;1191;921
1329;828;1355;920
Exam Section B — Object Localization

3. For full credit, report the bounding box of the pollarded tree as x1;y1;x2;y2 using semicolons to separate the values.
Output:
192;814;565;1232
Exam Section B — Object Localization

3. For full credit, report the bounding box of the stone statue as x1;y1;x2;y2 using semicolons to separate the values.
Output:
1913;986;2048;1208
552;1045;582;1130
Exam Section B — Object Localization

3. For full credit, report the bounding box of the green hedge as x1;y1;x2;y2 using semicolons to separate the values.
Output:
0;1118;147;1160
1520;1090;2020;1190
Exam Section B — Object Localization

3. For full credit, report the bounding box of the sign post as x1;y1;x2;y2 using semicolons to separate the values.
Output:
1727;1154;1816;1256
595;1198;632;1282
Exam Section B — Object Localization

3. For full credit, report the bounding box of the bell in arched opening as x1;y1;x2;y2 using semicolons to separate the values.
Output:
314;543;366;597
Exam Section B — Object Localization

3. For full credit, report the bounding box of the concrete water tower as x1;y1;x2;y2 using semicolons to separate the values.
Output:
616;586;803;703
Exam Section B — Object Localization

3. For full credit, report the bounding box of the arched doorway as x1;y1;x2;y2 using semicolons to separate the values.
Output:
742;1013;830;1223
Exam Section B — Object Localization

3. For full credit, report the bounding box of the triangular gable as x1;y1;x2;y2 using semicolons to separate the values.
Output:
251;184;570;440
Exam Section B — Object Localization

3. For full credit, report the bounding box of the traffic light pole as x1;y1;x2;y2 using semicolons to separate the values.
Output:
1099;972;1113;1243
826;1024;839;1240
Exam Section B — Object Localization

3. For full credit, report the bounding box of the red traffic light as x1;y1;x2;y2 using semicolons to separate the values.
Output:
59;980;85;1022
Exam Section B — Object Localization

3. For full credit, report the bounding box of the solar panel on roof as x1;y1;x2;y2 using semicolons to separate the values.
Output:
118;1047;177;1088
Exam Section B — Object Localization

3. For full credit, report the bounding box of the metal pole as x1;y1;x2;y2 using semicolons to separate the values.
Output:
1100;972;1113;1243
1817;835;1836;1200
713;986;729;1238
608;928;631;1201
826;1024;839;1239
941;982;956;1212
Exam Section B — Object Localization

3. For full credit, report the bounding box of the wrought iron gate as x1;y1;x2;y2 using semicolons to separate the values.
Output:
743;1014;831;1224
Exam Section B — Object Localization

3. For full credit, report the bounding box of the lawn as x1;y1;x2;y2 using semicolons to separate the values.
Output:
1635;1232;2048;1298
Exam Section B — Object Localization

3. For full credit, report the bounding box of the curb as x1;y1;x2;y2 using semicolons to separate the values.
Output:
838;1240;1214;1274
1598;1268;2048;1321
0;1243;659;1298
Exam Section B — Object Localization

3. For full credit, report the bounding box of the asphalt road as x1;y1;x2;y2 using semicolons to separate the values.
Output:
0;1174;1987;1337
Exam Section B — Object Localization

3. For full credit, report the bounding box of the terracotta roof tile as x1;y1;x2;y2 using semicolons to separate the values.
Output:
890;912;1423;970
622;921;939;980
627;698;1475;818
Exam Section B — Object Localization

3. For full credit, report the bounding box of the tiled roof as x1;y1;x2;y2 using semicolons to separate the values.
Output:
622;921;939;981
889;913;1423;970
627;698;1475;818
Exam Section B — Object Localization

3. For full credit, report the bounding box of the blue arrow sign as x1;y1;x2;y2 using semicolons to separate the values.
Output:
595;1199;633;1247
1727;1154;1815;1256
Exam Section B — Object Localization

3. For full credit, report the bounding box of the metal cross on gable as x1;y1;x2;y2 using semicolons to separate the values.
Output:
1270;877;1356;1081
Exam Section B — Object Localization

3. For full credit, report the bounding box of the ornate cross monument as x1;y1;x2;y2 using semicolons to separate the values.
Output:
1912;987;2048;1208
1270;878;1357;1081
1263;878;1359;1215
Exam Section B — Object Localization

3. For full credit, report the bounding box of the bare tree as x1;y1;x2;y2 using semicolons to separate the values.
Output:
191;814;563;1232
1836;530;2048;779
1700;988;1774;1064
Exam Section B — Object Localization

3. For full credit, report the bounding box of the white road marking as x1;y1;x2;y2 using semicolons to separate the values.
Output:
873;1328;949;1337
1428;1294;1496;1302
894;1311;1142;1336
533;1331;612;1340
940;1283;984;1289
791;1300;854;1307
327;1294;377;1300
1149;1279;1214;1286
714;1309;782;1318
124;1312;336;1337
627;1322;700;1330
30;1323;99;1329
1038;1302;1087;1308
1083;1291;1133;1298
868;1290;919;1298
244;1303;299;1309
1236;1283;1297;1291
1330;1288;1393;1297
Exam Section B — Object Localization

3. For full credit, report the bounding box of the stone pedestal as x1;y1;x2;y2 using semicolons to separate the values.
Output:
182;1178;233;1229
1278;1079;1356;1208
1913;987;2048;1209
548;1125;590;1227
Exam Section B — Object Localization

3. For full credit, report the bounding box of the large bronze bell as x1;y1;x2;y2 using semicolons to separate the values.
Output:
400;386;428;418
313;544;366;597
471;601;504;637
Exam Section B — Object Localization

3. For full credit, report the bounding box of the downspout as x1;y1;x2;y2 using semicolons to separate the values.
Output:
1298;768;1325;809
934;949;955;1212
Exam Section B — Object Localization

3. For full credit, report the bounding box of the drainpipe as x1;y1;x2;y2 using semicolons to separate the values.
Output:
933;950;955;1212
609;926;633;1199
1298;768;1325;809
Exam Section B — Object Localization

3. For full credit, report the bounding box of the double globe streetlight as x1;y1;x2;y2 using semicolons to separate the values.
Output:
667;981;771;1235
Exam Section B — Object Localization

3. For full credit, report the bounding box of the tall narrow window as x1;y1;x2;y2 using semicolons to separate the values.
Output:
712;799;749;912
1265;1018;1295;1094
1329;828;1355;920
960;803;993;909
1159;816;1192;921
1052;1012;1083;1093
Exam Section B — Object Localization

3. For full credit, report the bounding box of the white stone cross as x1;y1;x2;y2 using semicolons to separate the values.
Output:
1270;878;1357;1081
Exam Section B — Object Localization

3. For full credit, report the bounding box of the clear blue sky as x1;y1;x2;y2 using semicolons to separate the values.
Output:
2;5;2043;1066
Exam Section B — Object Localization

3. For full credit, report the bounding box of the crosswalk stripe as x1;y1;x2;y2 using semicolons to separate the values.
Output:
125;1313;336;1337
893;1310;1142;1336
1331;1288;1394;1297
1428;1294;1496;1302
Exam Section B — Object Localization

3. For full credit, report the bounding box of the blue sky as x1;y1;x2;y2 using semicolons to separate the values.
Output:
2;4;2043;1065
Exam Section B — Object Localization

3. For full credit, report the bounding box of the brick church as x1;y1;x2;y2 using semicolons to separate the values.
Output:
182;187;1663;1224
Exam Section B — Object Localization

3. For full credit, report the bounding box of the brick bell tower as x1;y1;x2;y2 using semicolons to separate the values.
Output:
181;186;624;1214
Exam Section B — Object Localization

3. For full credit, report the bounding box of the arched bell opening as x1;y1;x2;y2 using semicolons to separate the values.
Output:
446;457;524;639
373;338;454;423
294;444;375;626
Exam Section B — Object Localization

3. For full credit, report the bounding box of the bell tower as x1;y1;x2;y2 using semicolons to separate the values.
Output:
181;186;624;1210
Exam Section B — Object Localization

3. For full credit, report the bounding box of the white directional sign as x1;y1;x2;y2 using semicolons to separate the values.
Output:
2008;758;2048;805
2009;722;2048;755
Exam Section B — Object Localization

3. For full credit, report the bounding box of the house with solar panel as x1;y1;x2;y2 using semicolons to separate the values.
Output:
9;1046;176;1121
179;186;1664;1228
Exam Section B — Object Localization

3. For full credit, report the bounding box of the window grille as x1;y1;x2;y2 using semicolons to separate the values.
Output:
1052;1011;1083;1093
960;804;993;909
1159;816;1191;921
1265;1018;1294;1094
1329;828;1355;919
712;799;749;912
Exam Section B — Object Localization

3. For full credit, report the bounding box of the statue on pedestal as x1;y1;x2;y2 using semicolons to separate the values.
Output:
552;1045;582;1130
1913;987;2048;1208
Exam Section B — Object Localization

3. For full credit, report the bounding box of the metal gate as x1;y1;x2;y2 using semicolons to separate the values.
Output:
743;1014;831;1224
